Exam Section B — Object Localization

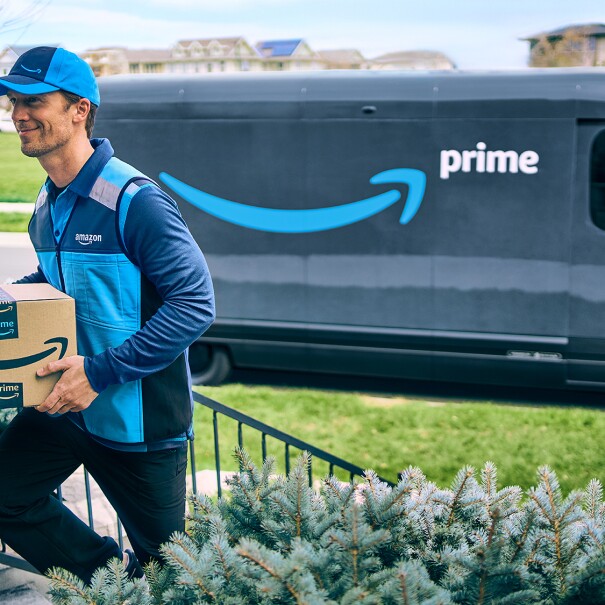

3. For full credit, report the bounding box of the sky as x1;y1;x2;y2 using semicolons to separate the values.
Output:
1;0;604;69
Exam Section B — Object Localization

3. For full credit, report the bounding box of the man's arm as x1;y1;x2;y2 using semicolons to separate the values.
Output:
13;265;47;284
83;184;215;392
37;184;215;414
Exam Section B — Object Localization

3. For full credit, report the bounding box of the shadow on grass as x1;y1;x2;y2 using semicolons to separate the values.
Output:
225;368;605;410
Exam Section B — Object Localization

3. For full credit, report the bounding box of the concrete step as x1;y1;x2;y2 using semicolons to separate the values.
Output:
0;566;50;604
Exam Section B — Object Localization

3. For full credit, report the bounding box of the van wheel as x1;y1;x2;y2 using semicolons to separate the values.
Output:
189;344;232;386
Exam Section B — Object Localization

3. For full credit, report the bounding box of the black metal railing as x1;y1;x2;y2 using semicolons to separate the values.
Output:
0;392;391;573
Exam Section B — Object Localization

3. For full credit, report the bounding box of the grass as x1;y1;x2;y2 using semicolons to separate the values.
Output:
0;132;46;203
0;212;30;231
193;384;605;495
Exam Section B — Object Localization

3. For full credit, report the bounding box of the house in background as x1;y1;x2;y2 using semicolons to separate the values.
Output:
523;23;605;67
0;44;60;76
255;39;324;71
318;49;368;70
81;47;172;76
81;47;129;77
169;37;263;73
125;49;172;74
370;50;455;70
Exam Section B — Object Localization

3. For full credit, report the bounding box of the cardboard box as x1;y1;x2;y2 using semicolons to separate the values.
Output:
0;284;76;408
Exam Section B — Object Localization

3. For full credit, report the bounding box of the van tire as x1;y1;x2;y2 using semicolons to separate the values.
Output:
189;345;232;386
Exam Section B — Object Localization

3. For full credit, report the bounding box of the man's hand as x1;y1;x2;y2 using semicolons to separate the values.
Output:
36;355;98;414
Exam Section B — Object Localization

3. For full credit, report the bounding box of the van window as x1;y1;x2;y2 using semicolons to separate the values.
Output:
591;130;605;230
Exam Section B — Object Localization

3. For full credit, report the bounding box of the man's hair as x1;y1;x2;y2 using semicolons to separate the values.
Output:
60;90;96;138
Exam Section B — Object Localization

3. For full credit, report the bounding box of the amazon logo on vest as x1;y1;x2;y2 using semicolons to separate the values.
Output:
159;169;426;234
75;233;103;245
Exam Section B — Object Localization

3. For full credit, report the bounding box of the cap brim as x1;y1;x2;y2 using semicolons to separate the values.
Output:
0;74;60;96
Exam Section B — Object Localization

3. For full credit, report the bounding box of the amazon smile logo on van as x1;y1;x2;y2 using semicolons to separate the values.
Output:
159;169;427;233
0;337;68;370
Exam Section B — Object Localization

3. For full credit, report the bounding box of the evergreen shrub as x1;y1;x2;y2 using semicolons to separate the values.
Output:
48;449;605;604
0;408;16;434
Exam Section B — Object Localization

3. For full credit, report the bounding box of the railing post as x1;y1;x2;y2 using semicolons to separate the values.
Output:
84;468;94;530
116;517;124;551
308;454;313;488
189;438;197;494
213;411;222;499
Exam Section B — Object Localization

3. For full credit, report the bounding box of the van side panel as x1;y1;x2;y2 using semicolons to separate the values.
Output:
94;72;605;388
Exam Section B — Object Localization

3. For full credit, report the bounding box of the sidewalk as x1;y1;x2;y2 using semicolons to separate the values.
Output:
0;567;50;605
0;204;34;214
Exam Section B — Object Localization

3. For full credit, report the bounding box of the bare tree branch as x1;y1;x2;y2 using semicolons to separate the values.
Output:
0;0;52;38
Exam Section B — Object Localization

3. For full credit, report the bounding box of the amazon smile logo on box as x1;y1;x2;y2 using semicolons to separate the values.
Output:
0;284;76;407
0;287;18;340
0;383;23;409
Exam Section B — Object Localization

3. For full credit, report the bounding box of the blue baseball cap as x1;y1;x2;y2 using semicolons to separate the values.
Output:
0;46;100;106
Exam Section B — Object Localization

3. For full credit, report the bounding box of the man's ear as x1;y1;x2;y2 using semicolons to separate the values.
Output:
73;98;91;125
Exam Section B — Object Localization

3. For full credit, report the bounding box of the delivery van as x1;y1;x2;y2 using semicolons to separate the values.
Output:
94;69;605;390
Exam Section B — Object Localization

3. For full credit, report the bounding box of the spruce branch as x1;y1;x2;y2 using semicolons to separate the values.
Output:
47;568;92;605
446;466;476;528
584;479;605;524
237;539;308;604
527;466;585;595
161;534;217;599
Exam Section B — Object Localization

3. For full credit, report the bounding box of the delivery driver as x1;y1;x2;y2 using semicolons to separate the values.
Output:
0;47;215;582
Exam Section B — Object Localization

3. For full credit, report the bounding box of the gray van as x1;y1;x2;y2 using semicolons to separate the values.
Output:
96;69;605;390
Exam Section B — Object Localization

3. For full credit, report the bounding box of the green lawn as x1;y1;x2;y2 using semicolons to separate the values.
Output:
0;132;46;203
193;384;605;495
0;212;30;231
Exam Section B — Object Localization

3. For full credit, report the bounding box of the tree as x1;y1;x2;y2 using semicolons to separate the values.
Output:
48;450;605;604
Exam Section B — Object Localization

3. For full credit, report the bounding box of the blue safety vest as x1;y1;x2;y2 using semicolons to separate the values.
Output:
28;157;192;444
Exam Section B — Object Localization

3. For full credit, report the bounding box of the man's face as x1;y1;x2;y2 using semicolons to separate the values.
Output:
7;91;75;158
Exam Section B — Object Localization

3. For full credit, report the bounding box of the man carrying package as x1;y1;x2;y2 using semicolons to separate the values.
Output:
0;47;215;582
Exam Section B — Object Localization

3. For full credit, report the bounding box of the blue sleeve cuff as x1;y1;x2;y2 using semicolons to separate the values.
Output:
84;355;109;394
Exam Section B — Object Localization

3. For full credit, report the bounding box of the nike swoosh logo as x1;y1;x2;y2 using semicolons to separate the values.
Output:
0;393;19;401
0;337;68;370
21;65;42;74
0;306;13;313
159;168;426;233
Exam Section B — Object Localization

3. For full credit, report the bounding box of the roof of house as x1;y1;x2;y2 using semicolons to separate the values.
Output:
1;44;60;59
176;37;245;50
524;23;605;40
318;49;365;63
256;39;303;58
372;50;454;67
